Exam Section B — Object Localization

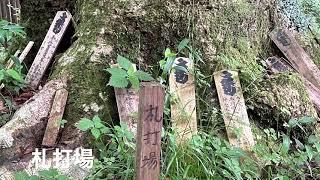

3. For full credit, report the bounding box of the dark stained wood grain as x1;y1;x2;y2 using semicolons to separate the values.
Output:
136;82;165;180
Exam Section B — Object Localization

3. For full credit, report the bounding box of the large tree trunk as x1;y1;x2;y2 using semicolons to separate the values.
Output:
20;0;319;150
1;0;320;177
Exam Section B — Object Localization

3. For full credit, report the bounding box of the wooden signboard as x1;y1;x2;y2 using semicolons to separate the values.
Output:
214;70;255;150
270;29;320;90
42;88;68;147
113;64;139;135
265;56;320;113
115;88;139;134
169;57;197;142
266;56;291;74
136;82;165;180
26;11;72;89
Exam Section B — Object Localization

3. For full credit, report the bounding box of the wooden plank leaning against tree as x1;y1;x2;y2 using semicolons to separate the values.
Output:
169;57;197;142
113;64;139;135
214;70;255;151
25;11;72;89
270;28;320;91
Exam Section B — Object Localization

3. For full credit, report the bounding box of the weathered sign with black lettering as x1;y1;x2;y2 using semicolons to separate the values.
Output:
169;57;197;142
270;29;320;90
136;82;164;180
26;11;72;89
214;70;255;150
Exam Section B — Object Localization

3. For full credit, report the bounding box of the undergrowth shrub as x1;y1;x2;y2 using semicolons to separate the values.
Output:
75;115;320;179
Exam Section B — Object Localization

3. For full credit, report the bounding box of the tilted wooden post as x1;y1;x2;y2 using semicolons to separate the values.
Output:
19;41;34;62
26;11;72;89
42;88;68;147
270;29;320;90
214;70;255;151
6;41;34;69
136;82;165;180
169;57;197;142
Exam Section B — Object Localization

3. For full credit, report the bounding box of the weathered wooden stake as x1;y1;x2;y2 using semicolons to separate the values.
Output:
113;64;139;135
115;88;139;134
265;56;320;113
214;70;255;151
136;82;165;180
42;88;68;147
270;29;320;90
6;41;34;69
26;11;72;89
19;41;34;62
169;57;197;142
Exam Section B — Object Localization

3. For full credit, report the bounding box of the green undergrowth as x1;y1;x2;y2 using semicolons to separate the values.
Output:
73;116;320;179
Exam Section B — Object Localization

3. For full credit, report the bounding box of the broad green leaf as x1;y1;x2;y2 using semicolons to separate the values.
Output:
57;175;69;180
281;135;290;154
6;69;23;81
76;118;94;131
92;115;101;123
134;71;154;81
128;75;139;90
105;67;127;77
165;48;171;57
117;55;132;70
93;115;104;129
100;126;110;134
10;54;21;67
91;128;101;139
58;119;68;128
178;38;190;51
14;171;29;180
298;116;315;125
173;65;188;73
305;145;313;161
159;59;166;68
38;169;59;178
164;48;176;58
107;75;128;88
127;66;135;76
163;56;175;74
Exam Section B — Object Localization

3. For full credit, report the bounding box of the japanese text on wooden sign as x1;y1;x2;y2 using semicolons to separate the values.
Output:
26;11;72;89
136;82;164;180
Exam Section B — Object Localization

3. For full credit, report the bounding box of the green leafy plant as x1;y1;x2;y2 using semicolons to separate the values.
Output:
75;115;109;139
76;116;135;179
0;20;26;93
158;39;190;84
14;169;69;180
105;55;154;90
58;119;68;128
